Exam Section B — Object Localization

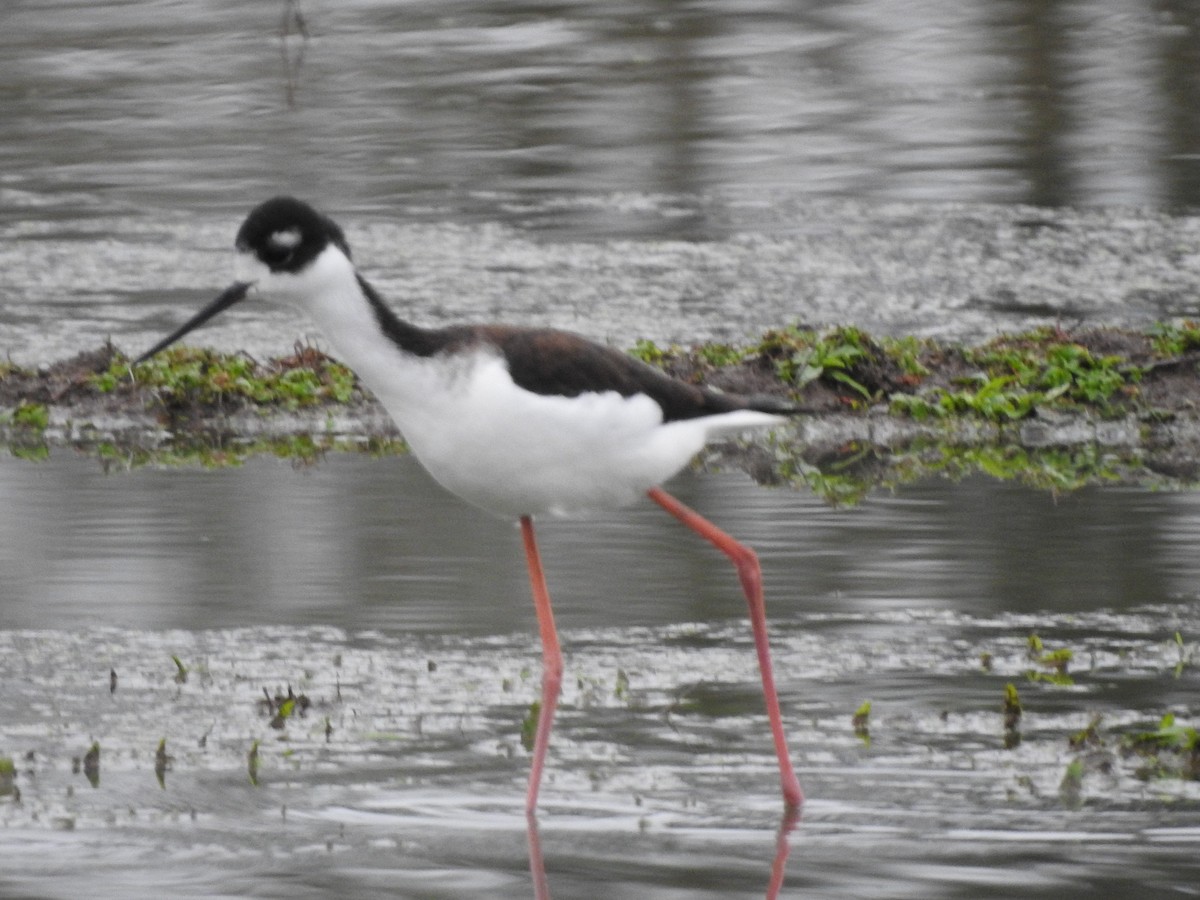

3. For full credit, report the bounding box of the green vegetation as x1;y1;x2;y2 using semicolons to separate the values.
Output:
1025;634;1075;686
771;449;879;506
90;346;358;411
1003;683;1022;749
82;741;100;787
970;331;1131;408
271;697;297;729
852;700;872;747
631;322;1171;424
1059;758;1085;805
6;441;48;462
1055;711;1199;796
891;335;1136;422
1128;712;1198;755
9;322;1200;500
1147;320;1200;356
614;668;630;702
768;439;1139;506
765;325;876;400
896;443;1127;493
629;338;672;366
624;322;1200;503
631;324;916;408
247;740;261;786
520;700;542;752
1173;632;1194;679
87;434;408;471
155;738;170;788
1068;714;1105;750
7;401;49;430
0;756;14;798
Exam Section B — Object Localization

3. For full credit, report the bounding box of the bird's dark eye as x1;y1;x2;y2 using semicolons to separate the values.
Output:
262;228;303;267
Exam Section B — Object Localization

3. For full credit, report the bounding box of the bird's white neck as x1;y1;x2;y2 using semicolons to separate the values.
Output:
280;246;383;353
259;244;447;422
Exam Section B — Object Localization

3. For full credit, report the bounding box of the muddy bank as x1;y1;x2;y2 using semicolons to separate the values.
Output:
5;323;1200;497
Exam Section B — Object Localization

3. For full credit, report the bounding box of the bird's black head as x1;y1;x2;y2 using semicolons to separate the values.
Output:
235;196;352;274
134;197;352;364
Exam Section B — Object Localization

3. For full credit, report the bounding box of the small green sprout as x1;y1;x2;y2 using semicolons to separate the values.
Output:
1148;320;1200;357
1003;683;1022;749
628;339;669;365
270;697;296;730
1174;632;1194;679
1129;713;1198;752
520;700;542;752
852;701;872;747
1059;759;1085;805
614;669;630;701
1124;713;1200;781
248;740;261;786
696;342;746;367
1025;638;1075;685
154;738;171;788
0;756;14;798
1068;714;1104;750
1026;633;1044;659
83;741;100;787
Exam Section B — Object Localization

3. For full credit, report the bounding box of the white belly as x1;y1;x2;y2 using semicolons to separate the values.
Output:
361;351;780;518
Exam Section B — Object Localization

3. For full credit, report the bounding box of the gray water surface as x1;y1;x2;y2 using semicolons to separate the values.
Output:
3;1;1200;365
6;453;1200;632
5;0;1199;214
1;454;1198;898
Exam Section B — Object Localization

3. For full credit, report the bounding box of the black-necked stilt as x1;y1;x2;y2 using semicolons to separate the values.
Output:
136;196;804;812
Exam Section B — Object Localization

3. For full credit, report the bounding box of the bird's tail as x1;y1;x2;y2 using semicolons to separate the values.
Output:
742;394;814;416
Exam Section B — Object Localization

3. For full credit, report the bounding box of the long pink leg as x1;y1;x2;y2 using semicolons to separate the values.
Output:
520;515;564;814
647;487;803;808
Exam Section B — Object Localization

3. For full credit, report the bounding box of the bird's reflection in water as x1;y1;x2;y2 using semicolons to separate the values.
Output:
527;814;552;900
765;807;800;898
526;808;801;899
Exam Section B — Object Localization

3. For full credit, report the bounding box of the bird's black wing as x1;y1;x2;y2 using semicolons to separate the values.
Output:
435;326;742;423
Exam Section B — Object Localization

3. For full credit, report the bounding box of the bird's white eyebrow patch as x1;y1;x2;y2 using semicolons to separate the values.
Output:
268;228;303;249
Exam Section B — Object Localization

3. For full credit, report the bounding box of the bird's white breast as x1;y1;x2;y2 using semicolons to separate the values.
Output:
370;349;718;517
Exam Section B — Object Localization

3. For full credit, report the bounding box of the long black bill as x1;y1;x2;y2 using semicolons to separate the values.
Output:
134;281;252;364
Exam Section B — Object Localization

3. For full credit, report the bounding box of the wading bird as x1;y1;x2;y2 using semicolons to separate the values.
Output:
136;196;803;813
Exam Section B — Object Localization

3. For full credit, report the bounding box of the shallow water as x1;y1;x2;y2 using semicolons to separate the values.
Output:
3;1;1200;364
7;453;1200;632
3;2;1200;895
4;0;1199;215
0;454;1198;898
